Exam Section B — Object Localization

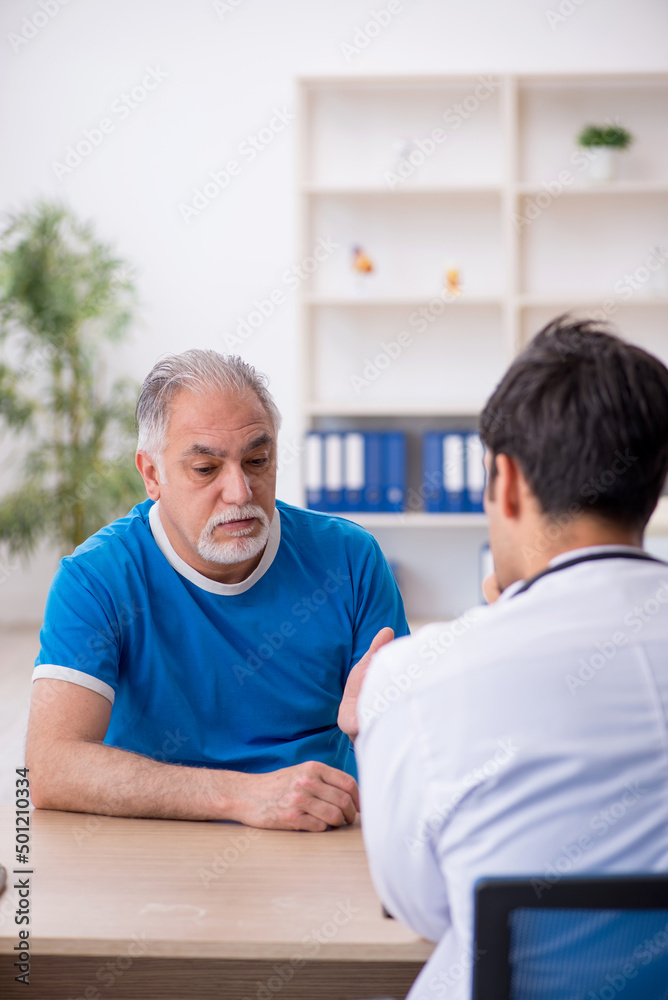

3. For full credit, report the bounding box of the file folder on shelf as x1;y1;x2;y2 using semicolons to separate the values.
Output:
308;430;484;517
383;432;406;513
465;433;486;513
304;431;407;514
442;432;466;513
343;432;365;512
305;432;324;511
422;432;444;513
324;433;344;512
422;431;486;514
362;432;384;513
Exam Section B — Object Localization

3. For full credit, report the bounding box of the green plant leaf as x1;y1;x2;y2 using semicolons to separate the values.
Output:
577;124;633;149
0;201;144;558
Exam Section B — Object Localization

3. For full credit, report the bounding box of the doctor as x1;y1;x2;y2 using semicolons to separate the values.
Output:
351;316;668;999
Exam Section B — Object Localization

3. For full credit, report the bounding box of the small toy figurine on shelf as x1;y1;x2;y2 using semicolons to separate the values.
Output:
443;262;462;299
352;245;376;294
353;245;374;273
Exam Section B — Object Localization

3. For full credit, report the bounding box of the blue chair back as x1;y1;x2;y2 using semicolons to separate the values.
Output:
472;875;668;999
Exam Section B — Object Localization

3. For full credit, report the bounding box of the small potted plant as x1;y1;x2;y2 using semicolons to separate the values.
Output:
576;123;633;182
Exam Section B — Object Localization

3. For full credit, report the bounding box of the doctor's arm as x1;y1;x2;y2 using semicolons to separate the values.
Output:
355;651;452;943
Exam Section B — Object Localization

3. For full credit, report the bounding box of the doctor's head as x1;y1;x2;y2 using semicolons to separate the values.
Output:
479;316;668;591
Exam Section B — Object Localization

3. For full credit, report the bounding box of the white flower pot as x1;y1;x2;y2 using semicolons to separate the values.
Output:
586;146;616;182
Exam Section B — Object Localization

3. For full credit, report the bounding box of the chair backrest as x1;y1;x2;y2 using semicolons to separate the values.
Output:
472;875;668;1000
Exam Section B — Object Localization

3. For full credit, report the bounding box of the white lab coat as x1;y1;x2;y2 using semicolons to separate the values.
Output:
356;546;668;1000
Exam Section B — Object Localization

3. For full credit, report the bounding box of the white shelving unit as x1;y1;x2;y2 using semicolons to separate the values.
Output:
296;73;668;619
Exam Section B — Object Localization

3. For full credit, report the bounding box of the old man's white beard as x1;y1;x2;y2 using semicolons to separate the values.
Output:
197;504;271;565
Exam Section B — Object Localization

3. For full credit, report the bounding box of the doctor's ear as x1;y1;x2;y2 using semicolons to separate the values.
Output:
491;453;523;520
136;451;162;500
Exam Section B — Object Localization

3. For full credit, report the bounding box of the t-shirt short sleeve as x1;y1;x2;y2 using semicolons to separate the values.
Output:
34;559;121;704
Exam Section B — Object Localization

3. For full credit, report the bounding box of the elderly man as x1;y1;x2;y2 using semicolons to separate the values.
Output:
355;317;668;999
27;350;406;830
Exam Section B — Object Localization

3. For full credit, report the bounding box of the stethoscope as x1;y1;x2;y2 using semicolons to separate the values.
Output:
512;549;667;598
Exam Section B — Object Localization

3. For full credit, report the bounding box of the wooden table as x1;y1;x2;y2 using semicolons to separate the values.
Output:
0;807;432;999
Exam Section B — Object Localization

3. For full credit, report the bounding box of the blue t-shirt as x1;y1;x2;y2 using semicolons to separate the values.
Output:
35;499;408;777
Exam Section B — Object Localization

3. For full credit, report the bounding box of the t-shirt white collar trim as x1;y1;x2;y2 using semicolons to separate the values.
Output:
148;500;281;595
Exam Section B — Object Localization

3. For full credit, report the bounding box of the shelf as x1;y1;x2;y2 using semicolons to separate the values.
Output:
329;512;488;529
304;294;502;307
516;73;668;86
302;184;502;195
298;72;668;618
518;295;668;308
305;401;483;418
516;182;668;196
300;73;507;87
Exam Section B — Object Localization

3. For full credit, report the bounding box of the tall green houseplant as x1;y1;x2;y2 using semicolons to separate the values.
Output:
0;202;145;558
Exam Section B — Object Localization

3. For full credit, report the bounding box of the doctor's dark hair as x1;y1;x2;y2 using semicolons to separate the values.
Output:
479;315;668;531
135;350;281;461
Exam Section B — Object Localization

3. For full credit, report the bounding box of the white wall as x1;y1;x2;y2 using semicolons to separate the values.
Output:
1;0;667;623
